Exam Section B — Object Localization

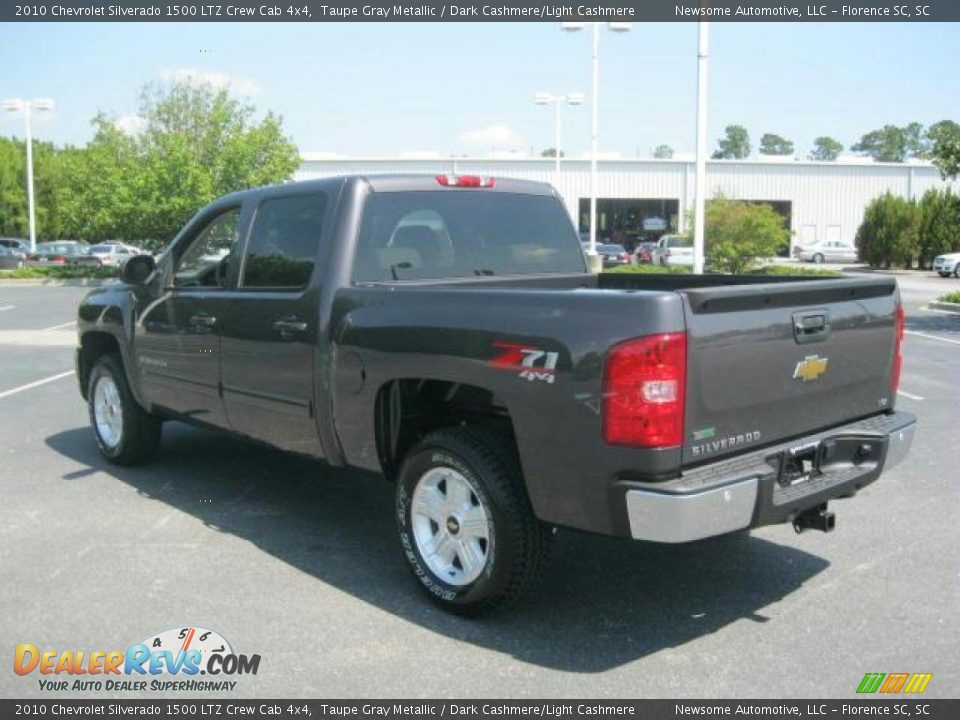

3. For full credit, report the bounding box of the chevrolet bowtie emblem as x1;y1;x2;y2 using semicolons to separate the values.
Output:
794;355;829;382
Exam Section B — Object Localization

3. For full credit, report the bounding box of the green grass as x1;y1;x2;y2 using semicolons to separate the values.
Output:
604;263;841;277
938;291;960;304
604;263;691;274
746;264;842;277
0;265;118;280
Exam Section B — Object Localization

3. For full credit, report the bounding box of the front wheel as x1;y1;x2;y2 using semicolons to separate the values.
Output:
88;354;161;465
396;427;552;616
954;265;960;278
813;253;825;264
938;271;951;278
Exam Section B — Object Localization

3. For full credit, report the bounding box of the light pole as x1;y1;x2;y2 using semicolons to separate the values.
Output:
692;23;709;275
3;98;55;254
561;22;631;272
533;91;584;178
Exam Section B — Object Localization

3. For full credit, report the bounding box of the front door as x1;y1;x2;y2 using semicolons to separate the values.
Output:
219;191;329;457
136;206;243;429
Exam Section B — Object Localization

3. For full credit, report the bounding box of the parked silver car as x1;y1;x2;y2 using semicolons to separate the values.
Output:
933;252;960;278
87;243;144;267
798;240;858;264
0;245;26;270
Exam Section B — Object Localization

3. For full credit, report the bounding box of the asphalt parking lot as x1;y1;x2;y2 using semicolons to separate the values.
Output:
1;273;957;699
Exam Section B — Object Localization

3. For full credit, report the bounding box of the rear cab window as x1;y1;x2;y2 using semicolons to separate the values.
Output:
353;191;584;283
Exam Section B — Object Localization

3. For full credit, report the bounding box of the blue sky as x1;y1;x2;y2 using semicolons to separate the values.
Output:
1;22;957;158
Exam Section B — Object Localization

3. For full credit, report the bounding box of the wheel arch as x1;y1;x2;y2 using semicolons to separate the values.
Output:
373;378;520;482
77;331;124;400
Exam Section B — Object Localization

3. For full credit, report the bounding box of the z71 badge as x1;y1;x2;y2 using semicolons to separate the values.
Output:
489;342;559;384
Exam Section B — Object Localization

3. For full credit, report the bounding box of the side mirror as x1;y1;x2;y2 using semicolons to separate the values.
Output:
120;254;157;285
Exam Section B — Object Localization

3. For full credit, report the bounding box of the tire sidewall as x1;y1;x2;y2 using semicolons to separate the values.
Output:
87;357;129;460
813;253;824;264
396;444;507;609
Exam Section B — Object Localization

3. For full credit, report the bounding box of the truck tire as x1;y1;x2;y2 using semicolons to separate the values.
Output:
87;354;161;465
395;427;552;616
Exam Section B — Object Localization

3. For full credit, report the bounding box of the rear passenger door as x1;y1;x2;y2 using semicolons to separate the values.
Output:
219;191;328;457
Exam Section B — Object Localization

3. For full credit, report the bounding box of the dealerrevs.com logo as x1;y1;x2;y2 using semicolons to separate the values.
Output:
14;626;260;692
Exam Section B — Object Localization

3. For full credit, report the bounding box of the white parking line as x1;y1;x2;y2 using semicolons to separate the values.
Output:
905;330;960;346
0;305;14;312
897;390;925;401
41;321;76;331
0;370;75;400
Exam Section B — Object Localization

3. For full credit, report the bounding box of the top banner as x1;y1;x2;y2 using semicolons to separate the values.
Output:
3;1;959;22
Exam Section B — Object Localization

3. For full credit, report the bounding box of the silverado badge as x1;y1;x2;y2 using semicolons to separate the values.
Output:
793;354;829;382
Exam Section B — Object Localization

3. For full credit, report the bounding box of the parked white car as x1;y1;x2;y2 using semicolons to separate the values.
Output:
798;240;858;264
933;252;960;278
653;234;694;267
87;243;143;267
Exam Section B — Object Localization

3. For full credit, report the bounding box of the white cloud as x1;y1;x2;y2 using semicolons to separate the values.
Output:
159;68;261;96
115;114;146;135
458;124;524;148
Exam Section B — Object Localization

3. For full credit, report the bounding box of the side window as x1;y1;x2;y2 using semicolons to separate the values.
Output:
241;193;326;290
175;208;241;288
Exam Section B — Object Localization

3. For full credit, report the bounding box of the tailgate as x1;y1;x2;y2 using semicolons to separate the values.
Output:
681;277;899;466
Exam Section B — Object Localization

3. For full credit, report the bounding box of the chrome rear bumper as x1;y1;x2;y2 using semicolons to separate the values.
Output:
625;412;916;543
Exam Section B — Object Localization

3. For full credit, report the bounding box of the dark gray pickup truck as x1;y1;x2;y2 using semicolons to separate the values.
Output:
76;175;915;614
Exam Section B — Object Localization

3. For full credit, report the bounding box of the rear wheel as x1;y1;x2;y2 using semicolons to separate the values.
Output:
87;354;161;465
396;427;552;616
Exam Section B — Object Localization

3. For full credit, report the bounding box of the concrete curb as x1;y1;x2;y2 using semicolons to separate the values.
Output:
928;301;960;314
0;278;117;287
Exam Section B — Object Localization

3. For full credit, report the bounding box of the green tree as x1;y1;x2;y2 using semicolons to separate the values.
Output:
852;125;908;162
809;136;844;161
759;133;794;156
855;192;921;268
918;188;960;266
652;144;674;159
711;125;751;160
927;120;960;179
903;122;929;158
705;196;790;274
56;81;300;249
0;136;28;237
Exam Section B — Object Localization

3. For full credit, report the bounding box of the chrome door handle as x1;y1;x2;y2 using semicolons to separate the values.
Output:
272;318;308;333
189;314;217;327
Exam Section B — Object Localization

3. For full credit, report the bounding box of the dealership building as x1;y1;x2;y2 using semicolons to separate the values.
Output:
295;155;955;253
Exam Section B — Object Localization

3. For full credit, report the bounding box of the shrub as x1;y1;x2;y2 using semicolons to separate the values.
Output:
855;192;921;268
939;291;960;304
705;197;790;274
0;265;118;280
918;188;960;268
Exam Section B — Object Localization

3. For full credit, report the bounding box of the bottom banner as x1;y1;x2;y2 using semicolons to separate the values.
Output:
1;700;959;720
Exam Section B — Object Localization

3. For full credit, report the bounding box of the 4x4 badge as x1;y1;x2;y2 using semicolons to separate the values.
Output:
793;354;829;382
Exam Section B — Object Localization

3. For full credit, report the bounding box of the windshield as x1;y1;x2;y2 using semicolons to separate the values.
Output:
354;191;584;282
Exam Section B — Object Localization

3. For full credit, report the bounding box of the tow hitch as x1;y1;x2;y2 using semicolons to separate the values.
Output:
793;503;836;534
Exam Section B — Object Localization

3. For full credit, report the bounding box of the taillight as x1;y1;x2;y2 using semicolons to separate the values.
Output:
891;303;905;395
620;252;630;261
602;333;687;448
436;174;495;188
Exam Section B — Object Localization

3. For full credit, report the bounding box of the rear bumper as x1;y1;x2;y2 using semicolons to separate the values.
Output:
623;412;916;543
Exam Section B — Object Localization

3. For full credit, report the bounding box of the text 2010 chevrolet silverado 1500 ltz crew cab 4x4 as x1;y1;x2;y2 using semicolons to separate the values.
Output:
76;175;916;615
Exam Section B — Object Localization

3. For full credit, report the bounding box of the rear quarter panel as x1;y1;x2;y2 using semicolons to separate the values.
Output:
329;285;686;536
